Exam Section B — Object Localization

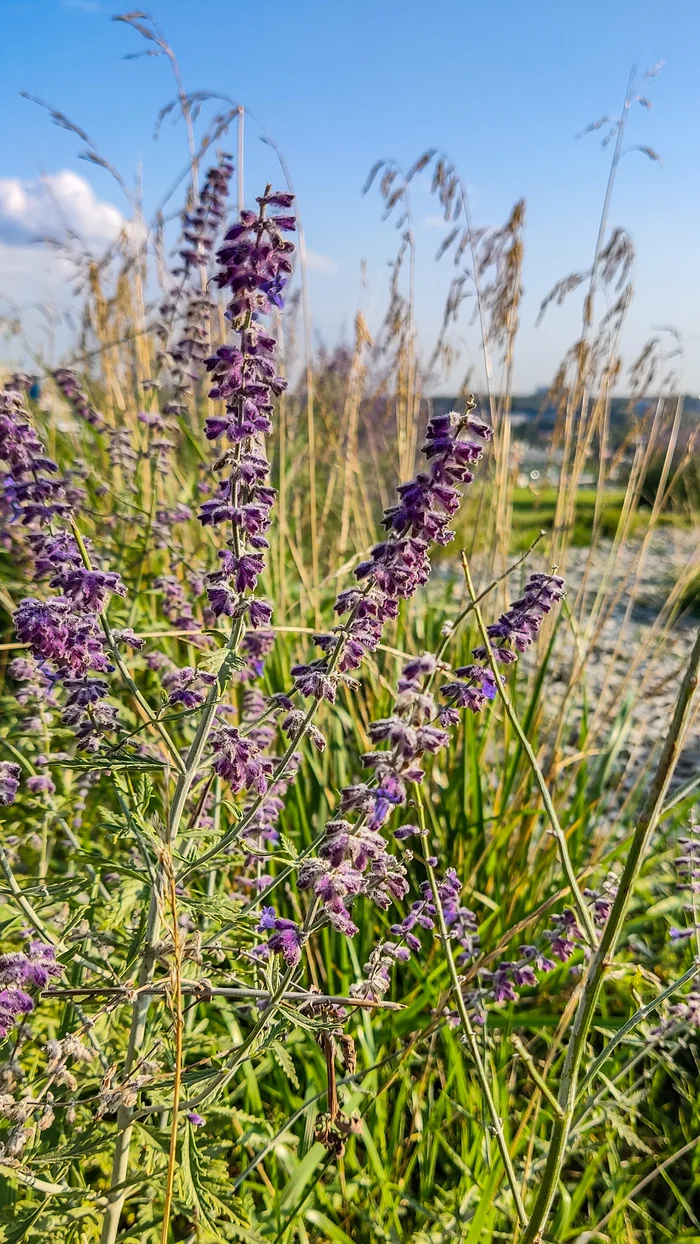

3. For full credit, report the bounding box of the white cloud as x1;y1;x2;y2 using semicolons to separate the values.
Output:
0;243;77;366
305;249;337;274
0;171;124;248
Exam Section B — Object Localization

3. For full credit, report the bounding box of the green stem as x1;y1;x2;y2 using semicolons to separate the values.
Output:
99;615;246;1244
415;788;528;1228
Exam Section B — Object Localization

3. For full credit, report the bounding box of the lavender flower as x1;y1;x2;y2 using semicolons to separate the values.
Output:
158;154;236;419
53;368;103;429
257;907;303;965
14;597;111;677
154;575;199;633
3;386;125;751
543;909;584;962
441;573;566;716
472;572;566;662
292;405;491;705
583;873;618;926
313;561;567;998
163;666;217;710
0;762;21;806
0;942;61;1040
158;189;294;748
667;817;700;944
26;774;56;795
0;386;69;529
209;726;270;795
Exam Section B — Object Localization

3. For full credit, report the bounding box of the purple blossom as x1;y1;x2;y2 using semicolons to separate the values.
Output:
14;598;111;678
53;368;104;428
50;568;126;612
1;387;70;529
440;575;566;717
26;774;56;795
543;909;583;962
2;385;125;751
0;941;61;1038
258;909;304;966
163;666;217;710
210;726;269;795
154;575;198;633
160;154;235;417
0;762;21;805
473;572;566;660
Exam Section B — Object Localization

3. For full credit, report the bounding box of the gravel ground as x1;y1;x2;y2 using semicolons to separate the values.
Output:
549;527;700;803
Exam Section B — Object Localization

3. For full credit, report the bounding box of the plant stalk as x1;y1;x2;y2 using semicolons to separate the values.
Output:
416;789;528;1227
521;623;700;1243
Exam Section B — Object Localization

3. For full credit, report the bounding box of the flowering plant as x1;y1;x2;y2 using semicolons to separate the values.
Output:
1;139;698;1244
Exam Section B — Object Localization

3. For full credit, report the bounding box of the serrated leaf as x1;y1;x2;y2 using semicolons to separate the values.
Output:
271;1039;300;1090
278;832;299;861
197;647;234;677
607;1112;653;1153
179;1126;259;1241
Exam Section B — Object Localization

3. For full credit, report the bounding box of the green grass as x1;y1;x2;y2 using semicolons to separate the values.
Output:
508;486;694;550
1;436;699;1242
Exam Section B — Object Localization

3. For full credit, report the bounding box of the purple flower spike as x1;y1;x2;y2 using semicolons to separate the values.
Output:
193;191;295;694
2;383;127;750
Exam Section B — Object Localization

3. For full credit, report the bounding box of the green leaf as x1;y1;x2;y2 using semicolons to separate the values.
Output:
271;1040;300;1090
0;1205;44;1242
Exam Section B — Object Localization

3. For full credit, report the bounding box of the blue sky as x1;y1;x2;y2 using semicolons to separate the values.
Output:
1;0;699;392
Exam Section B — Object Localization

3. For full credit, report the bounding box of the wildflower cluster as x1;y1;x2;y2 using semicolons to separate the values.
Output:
0;942;61;1040
1;381;126;752
196;190;295;786
292;404;492;705
354;875;615;1022
441;571;566;713
256;407;498;962
1;386;70;529
200;191;293;618
259;565;569;992
161;152;235;418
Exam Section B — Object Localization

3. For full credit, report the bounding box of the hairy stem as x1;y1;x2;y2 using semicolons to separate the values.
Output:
161;862;184;1243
